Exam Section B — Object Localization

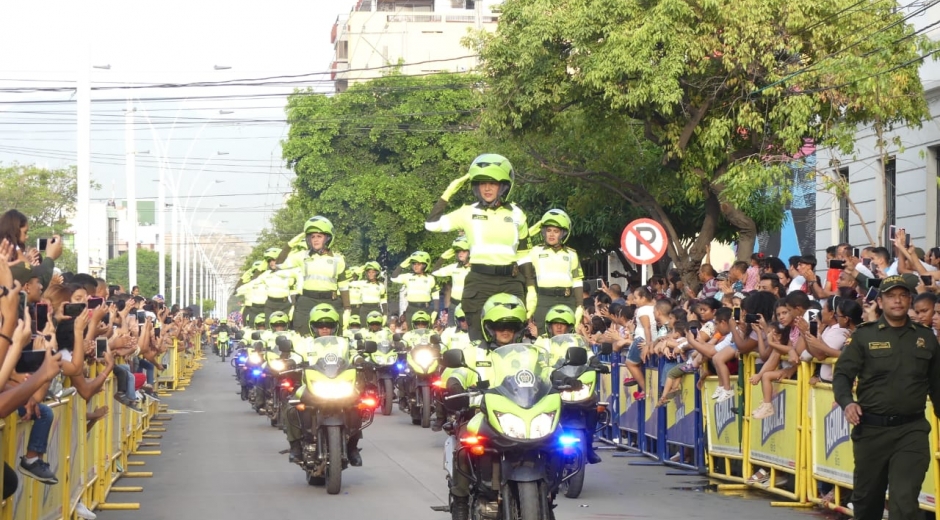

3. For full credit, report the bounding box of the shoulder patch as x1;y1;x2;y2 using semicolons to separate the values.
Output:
858;321;877;328
917;337;926;348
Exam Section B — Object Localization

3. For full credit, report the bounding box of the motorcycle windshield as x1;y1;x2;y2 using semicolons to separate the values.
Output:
376;340;393;355
410;330;433;347
489;344;552;408
546;334;590;368
303;336;352;379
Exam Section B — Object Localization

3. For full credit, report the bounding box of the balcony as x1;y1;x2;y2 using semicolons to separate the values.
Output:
331;60;349;81
387;13;442;22
331;14;349;44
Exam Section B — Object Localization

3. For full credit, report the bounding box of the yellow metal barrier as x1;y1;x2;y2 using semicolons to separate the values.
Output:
0;349;202;519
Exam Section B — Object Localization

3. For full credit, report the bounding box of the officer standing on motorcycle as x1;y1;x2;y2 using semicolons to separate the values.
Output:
536;304;605;464
236;260;267;325
392;251;439;322
261;247;296;327
425;154;535;342
355;262;387;325
277;216;351;336
285;305;366;466
525;210;585;335
432;237;471;326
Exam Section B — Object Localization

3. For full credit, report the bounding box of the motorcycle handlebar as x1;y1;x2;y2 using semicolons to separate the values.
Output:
444;391;481;401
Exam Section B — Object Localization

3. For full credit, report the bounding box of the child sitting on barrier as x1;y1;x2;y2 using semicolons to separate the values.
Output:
657;321;692;406
685;307;736;402
749;292;809;420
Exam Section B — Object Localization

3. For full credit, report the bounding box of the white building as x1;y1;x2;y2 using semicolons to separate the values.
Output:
331;0;503;92
815;4;940;257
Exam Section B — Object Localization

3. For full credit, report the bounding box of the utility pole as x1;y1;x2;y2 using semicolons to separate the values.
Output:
125;98;138;288
76;48;91;273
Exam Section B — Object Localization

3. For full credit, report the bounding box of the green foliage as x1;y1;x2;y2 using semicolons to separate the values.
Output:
105;249;170;299
478;0;935;268
280;71;488;267
201;299;216;313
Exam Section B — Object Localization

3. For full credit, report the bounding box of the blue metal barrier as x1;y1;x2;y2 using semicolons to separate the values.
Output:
616;351;643;452
658;356;706;473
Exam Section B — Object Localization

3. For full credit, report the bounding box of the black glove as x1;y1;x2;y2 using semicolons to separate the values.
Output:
562;377;583;391
596;364;610;374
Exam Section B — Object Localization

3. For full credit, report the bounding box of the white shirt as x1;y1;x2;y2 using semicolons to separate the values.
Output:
788;276;806;294
634;305;656;341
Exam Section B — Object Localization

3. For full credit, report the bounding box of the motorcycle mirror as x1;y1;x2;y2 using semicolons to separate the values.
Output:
475;380;490;390
276;335;293;353
599;342;613;356
392;333;403;342
251;331;262;341
234;331;245;340
565;347;588;367
354;332;364;341
441;349;466;369
363;340;378;354
430;334;441;345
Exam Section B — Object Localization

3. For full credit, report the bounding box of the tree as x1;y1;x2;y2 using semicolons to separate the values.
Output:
201;299;216;313
280;70;489;268
477;0;937;281
106;249;171;299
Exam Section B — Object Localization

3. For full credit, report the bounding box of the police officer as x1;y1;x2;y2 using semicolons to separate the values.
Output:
833;274;940;520
277;216;350;335
392;251;439;321
235;260;267;325
354;262;387;325
525;209;584;335
261;248;296;327
425;154;535;342
432;237;471;326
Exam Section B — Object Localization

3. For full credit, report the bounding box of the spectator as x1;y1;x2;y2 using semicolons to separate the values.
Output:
913;292;937;328
744;254;763;292
693;264;719;299
758;273;785;299
803;296;853;384
686;307;736;401
619;287;656;399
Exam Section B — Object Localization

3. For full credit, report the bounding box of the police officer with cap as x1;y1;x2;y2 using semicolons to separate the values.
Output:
833;273;940;520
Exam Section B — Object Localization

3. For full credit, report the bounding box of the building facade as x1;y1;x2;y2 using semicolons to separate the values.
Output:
815;5;940;258
331;0;503;92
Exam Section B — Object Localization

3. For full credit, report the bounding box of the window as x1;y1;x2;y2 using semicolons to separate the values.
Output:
838;167;849;244
884;157;896;247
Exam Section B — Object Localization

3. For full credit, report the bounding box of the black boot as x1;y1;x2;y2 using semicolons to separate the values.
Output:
347;439;362;467
585;433;602;464
289;440;303;464
450;495;469;520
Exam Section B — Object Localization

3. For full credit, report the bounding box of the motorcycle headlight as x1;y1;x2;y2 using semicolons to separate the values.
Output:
496;412;527;439
529;412;556;439
560;385;593;403
248;352;263;365
414;349;434;368
269;359;286;372
311;380;355;399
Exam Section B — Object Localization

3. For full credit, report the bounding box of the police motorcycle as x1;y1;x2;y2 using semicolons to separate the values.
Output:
288;335;378;495
546;334;611;499
263;335;305;429
357;331;400;416
440;344;588;520
232;332;253;401
399;330;442;428
243;332;269;414
218;328;232;361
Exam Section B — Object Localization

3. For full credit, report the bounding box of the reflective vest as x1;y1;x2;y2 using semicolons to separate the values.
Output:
262;268;295;299
282;250;347;293
391;273;436;304
529;245;583;289
348;281;363;305
356;280;386;305
426;203;528;267
432;263;470;301
246;276;269;306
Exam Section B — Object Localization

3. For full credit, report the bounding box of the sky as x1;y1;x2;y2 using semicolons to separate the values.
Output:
0;0;358;245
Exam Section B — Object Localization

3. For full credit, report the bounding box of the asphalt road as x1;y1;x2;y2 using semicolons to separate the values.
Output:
97;355;825;520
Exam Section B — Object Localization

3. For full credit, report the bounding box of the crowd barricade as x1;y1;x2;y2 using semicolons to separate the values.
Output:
0;342;202;520
156;340;180;392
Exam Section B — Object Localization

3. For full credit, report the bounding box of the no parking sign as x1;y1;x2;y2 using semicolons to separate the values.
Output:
620;218;668;265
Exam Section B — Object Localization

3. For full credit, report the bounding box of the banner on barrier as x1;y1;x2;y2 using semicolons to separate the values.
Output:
748;381;799;469
922;401;938;510
809;385;852;486
644;366;659;442
619;386;640;432
703;378;742;456
665;376;696;447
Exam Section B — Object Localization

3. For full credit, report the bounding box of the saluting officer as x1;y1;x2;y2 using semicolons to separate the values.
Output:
833;274;940;520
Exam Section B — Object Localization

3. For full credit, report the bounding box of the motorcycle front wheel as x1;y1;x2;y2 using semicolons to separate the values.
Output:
326;426;343;495
381;378;394;416
503;481;545;520
420;385;431;428
563;463;585;498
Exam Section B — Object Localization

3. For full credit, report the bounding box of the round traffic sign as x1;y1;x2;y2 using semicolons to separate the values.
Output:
620;218;668;265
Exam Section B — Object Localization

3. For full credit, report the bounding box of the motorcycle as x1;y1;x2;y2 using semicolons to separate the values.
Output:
547;334;611;499
264;336;304;429
361;336;401;416
440;344;588;520
243;333;268;414
218;330;231;361
289;336;378;495
401;333;441;428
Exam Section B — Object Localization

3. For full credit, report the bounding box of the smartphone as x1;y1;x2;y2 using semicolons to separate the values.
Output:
35;303;48;331
828;259;845;269
689;326;700;337
15;351;45;374
745;313;761;324
865;287;879;303
136;310;146;324
17;291;26;321
105;300;114;307
87;297;103;310
852;247;860;258
95;337;108;358
36;238;47;251
862;257;872;267
889;225;897;240
809;320;819;336
732;307;741;321
922;275;933;286
905;233;911;248
63;303;86;318
868;278;882;289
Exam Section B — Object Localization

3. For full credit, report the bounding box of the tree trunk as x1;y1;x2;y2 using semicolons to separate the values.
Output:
718;199;758;262
668;191;721;290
